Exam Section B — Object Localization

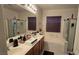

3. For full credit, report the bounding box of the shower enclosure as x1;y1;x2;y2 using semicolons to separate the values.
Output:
64;18;77;53
7;18;26;38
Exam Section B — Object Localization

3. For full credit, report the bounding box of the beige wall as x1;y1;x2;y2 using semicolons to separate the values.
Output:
42;8;78;54
42;8;78;38
3;7;19;19
0;5;7;55
36;7;43;31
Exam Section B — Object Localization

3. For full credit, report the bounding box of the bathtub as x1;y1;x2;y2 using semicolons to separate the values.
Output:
44;36;68;55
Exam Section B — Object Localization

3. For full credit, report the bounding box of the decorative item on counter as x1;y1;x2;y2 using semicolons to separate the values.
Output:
32;32;36;35
23;35;27;41
17;32;20;35
67;18;69;21
36;31;39;33
8;38;13;47
13;39;18;47
18;36;22;43
34;32;36;35
27;34;31;39
18;36;22;40
18;36;25;44
39;29;43;35
9;38;13;43
36;31;40;36
39;29;42;32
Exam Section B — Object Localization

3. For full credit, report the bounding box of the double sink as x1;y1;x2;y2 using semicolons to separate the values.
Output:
7;34;40;50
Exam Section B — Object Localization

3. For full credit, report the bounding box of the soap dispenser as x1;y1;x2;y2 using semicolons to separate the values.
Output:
13;39;18;47
9;38;13;43
8;38;13;47
23;35;26;41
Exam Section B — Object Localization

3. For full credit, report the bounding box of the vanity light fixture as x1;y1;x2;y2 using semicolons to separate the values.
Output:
18;4;37;14
24;4;37;14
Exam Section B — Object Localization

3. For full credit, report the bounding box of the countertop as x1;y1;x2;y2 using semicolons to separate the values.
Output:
8;34;44;55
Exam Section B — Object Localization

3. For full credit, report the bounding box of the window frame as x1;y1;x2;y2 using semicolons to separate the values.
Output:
46;16;61;32
28;17;36;31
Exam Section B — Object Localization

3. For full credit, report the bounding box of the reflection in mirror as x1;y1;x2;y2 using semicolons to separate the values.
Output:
5;4;37;38
28;17;36;31
7;18;26;38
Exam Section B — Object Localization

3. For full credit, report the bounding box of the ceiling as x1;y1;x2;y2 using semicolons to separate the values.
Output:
4;4;26;12
36;4;78;10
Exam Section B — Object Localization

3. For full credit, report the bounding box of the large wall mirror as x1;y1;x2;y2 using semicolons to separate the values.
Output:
5;4;37;38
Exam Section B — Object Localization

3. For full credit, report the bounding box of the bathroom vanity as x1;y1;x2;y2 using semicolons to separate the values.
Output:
7;34;44;55
26;36;44;55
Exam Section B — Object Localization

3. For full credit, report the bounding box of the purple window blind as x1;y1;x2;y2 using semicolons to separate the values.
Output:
28;17;36;30
46;16;61;32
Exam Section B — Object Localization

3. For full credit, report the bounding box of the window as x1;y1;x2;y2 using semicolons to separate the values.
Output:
46;16;61;32
28;17;36;30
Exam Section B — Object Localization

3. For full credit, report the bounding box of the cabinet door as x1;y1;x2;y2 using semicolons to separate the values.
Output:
26;37;44;55
40;37;44;54
33;41;40;55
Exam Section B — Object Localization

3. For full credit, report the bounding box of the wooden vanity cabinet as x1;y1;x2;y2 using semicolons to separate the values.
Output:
39;37;44;54
26;36;44;55
33;41;40;55
26;48;34;55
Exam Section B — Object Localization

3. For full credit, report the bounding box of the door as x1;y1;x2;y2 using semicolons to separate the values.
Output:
67;19;77;52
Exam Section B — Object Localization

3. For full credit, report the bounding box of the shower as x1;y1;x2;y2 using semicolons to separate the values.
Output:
64;16;77;54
